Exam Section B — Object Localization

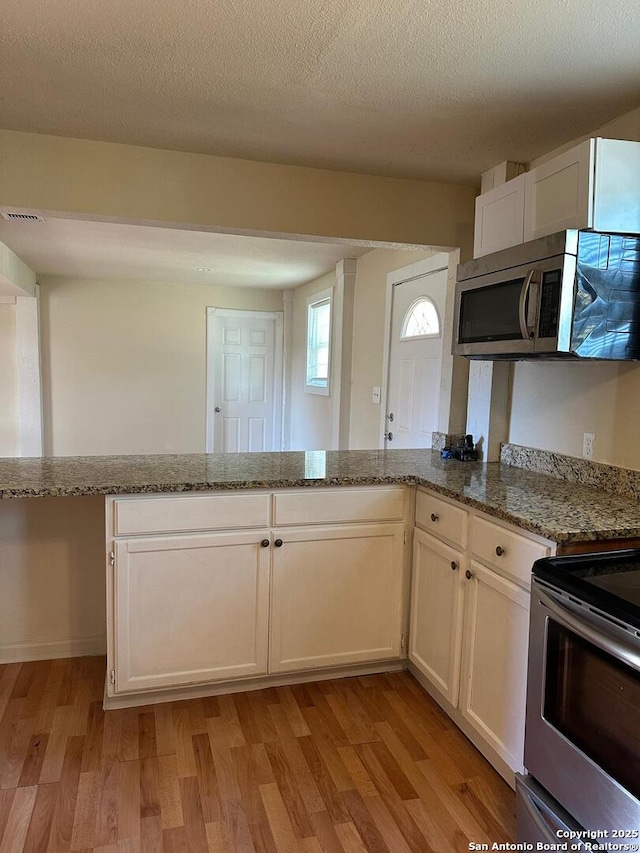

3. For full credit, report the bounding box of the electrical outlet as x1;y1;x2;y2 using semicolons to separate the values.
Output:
583;432;595;459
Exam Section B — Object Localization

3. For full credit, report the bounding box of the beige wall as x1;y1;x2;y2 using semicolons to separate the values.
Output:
507;105;640;469
0;130;476;253
349;247;436;449
289;271;336;450
0;496;105;661
0;301;19;456
530;105;640;168
39;275;283;456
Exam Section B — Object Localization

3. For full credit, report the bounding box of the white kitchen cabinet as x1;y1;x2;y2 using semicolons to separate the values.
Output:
409;528;464;705
410;487;554;782
524;138;640;241
105;486;409;704
472;137;640;258
459;560;531;774
270;523;405;673
113;530;271;693
523;139;593;240
473;173;526;258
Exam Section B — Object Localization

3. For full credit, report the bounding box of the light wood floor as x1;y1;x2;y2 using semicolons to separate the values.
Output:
0;657;515;852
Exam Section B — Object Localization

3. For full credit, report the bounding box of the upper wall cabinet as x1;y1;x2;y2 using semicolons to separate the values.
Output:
473;138;640;258
474;173;526;258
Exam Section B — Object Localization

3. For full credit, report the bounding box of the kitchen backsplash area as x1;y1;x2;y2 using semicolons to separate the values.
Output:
501;442;640;500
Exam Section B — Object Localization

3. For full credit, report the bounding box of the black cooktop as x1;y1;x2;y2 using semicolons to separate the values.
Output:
533;549;640;631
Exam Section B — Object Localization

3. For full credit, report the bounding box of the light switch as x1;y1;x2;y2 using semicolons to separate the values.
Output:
372;386;381;404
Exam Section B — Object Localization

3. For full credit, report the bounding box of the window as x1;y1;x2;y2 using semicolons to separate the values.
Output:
306;287;332;394
401;297;440;339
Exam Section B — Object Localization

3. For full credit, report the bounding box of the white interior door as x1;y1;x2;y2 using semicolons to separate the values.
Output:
385;269;446;448
207;310;283;453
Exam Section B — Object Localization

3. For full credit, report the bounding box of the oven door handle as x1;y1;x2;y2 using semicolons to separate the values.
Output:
518;780;585;847
518;269;536;340
539;586;640;673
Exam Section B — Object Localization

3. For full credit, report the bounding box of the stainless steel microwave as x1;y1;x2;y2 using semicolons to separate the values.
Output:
453;230;640;360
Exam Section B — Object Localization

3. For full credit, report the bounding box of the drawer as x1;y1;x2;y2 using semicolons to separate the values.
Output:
273;487;405;526
112;492;270;536
415;490;468;548
470;516;551;587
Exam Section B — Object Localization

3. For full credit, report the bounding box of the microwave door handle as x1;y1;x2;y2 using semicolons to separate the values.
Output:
539;587;640;673
518;270;536;340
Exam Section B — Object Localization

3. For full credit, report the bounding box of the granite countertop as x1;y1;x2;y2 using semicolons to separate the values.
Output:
0;448;638;544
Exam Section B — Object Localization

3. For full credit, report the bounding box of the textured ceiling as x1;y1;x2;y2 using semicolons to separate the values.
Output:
1;0;639;183
0;218;371;288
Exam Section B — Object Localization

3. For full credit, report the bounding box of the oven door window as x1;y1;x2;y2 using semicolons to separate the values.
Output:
458;278;528;343
544;619;640;799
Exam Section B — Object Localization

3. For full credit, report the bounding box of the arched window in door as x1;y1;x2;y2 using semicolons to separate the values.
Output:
400;296;441;340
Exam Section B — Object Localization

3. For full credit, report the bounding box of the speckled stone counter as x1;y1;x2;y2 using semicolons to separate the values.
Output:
1;449;639;545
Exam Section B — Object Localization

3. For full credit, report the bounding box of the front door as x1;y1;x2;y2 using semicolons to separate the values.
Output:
385;268;446;448
207;310;283;452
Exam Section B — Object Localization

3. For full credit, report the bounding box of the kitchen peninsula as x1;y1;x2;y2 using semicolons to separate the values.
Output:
2;447;640;544
3;446;640;783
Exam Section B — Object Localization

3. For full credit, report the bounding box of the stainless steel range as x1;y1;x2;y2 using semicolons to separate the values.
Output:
518;549;640;842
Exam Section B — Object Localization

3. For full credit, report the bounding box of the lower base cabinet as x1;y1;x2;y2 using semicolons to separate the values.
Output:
409;529;464;706
107;494;408;699
270;523;405;673
459;560;531;773
409;499;540;778
113;531;271;694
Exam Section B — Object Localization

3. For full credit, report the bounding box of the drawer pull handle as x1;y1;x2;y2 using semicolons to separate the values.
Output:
450;561;458;571
430;513;439;522
261;539;270;548
274;539;284;548
465;569;473;580
495;545;505;557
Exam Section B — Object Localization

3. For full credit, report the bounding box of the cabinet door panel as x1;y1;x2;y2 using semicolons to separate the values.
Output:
270;524;404;673
409;529;464;705
459;561;530;774
114;531;270;693
523;139;594;240
473;173;526;258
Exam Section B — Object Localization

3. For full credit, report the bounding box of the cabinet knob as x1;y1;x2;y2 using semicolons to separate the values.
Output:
495;545;505;557
450;561;458;571
274;539;283;548
430;513;439;522
465;569;473;580
260;539;270;548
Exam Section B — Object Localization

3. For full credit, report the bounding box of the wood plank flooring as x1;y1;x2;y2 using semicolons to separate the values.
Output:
0;657;515;851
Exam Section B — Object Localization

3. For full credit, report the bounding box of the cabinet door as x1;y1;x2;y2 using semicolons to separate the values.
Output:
459;561;530;774
409;529;464;706
523;139;594;241
593;138;640;234
270;523;404;673
113;531;270;693
473;173;526;258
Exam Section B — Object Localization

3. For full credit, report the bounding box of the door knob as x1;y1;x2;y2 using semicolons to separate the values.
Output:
260;539;270;548
450;561;458;571
385;431;394;441
274;539;283;547
495;545;505;557
214;406;221;413
430;513;438;522
465;569;473;580
387;412;395;422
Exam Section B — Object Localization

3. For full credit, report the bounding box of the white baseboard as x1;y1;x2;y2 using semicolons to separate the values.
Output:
104;658;407;710
0;635;107;664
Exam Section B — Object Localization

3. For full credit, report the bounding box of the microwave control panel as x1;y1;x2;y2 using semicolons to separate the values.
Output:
538;270;562;338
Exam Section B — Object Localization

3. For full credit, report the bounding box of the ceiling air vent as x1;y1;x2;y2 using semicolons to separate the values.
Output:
1;212;46;222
